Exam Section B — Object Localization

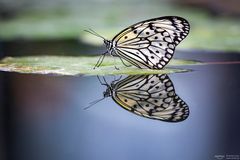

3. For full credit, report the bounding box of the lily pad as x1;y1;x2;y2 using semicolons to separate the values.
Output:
0;56;200;76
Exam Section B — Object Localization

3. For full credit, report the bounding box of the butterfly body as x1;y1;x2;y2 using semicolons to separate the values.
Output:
103;83;113;98
91;16;190;69
103;40;115;55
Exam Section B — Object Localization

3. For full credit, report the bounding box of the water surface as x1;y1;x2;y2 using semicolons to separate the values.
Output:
1;47;240;160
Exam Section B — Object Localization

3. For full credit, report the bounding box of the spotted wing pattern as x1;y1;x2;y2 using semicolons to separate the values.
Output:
112;16;190;69
111;74;189;122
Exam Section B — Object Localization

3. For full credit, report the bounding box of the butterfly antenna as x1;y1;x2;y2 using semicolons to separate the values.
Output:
84;28;106;40
83;97;105;110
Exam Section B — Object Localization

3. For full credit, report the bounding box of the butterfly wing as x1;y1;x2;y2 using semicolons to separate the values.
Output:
111;74;189;122
112;16;190;69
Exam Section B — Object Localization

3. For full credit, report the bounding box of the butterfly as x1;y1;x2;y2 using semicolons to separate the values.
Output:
86;74;189;122
85;16;190;69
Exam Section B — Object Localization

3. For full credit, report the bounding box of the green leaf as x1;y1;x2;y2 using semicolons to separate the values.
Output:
0;56;200;76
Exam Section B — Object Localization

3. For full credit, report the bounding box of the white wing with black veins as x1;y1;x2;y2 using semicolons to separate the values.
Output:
111;74;189;122
113;16;190;69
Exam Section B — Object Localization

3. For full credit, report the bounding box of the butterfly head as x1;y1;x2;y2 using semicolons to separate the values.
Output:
104;39;112;50
103;87;112;98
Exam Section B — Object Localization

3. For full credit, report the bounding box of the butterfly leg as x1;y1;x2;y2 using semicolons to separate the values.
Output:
115;66;119;70
111;75;122;84
93;51;107;69
110;54;119;70
112;56;119;70
97;75;108;86
119;56;132;67
110;51;123;70
114;75;122;81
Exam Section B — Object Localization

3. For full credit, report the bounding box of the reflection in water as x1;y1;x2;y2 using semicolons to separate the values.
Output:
93;74;189;122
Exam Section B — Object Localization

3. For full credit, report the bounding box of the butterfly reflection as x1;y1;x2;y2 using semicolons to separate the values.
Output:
91;74;189;122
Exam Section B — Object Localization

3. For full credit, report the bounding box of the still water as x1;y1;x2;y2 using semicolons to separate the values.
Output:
1;47;240;160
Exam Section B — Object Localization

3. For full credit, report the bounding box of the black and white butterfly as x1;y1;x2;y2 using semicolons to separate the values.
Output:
86;74;189;122
86;16;190;69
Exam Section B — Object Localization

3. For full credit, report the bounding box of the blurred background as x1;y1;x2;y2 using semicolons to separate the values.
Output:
0;0;240;160
0;0;239;55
